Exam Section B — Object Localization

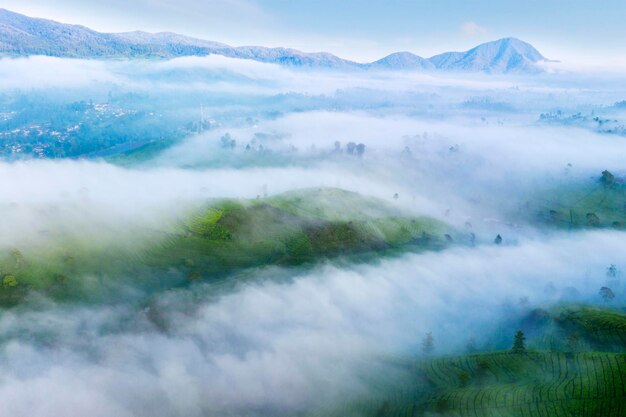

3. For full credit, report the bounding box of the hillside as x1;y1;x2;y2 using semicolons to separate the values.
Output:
0;188;452;306
411;351;626;417
309;305;626;417
518;305;626;353
522;172;626;229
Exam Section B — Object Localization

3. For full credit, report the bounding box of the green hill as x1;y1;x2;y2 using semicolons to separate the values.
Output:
522;172;626;229
0;187;452;306
516;305;626;353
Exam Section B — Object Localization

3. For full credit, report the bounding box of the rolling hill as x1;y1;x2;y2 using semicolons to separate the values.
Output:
0;187;452;306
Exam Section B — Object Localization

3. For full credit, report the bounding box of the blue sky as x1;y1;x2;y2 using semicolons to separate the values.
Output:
3;0;625;63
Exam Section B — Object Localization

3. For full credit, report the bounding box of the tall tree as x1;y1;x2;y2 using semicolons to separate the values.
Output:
422;332;434;355
512;330;526;353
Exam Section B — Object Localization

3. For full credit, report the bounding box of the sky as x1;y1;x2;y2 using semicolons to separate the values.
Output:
2;0;626;64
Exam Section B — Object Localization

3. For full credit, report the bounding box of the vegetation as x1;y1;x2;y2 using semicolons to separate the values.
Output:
307;305;626;417
523;172;626;229
512;330;526;353
422;332;435;356
0;187;453;306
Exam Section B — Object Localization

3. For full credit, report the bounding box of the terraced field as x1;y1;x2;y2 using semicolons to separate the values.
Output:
312;351;626;417
512;305;626;353
553;306;626;351
303;305;626;417
415;352;626;417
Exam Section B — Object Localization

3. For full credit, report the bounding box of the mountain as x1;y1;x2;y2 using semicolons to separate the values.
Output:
0;8;549;73
0;8;359;67
429;37;547;73
368;52;435;70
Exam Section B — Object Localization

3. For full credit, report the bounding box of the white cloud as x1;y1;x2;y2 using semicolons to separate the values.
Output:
461;21;488;37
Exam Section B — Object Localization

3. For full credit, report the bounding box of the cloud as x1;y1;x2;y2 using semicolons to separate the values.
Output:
461;21;488;36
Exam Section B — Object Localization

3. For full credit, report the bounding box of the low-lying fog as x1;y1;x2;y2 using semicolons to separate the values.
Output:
1;55;626;416
1;231;624;417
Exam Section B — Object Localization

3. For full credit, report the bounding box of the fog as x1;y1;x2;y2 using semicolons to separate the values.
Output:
1;55;626;416
0;231;624;416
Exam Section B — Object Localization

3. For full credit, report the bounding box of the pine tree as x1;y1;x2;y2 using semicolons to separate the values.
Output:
511;330;526;353
422;332;434;355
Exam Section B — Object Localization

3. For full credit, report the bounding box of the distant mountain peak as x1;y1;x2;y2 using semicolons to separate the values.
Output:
370;52;435;70
0;8;550;74
429;37;547;73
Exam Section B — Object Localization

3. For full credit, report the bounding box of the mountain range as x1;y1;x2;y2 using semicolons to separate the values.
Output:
0;8;549;73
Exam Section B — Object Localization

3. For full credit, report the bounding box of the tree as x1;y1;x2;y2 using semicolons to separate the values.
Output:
422;332;434;355
10;249;23;268
607;264;618;278
494;234;503;245
220;133;235;149
599;286;615;303
2;275;18;289
346;142;356;155
601;170;615;186
606;264;620;289
355;143;366;157
586;212;600;227
511;330;526;353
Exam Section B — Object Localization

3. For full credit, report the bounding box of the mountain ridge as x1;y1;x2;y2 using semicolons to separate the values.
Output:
0;8;549;73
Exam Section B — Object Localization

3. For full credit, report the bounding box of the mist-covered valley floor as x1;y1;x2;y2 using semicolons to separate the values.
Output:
1;56;626;417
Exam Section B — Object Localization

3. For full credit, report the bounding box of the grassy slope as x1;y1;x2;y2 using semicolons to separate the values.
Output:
519;305;626;353
145;188;450;279
523;177;626;229
0;187;451;305
104;137;179;166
